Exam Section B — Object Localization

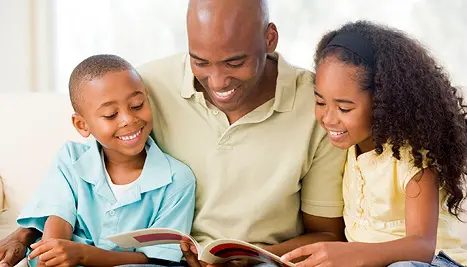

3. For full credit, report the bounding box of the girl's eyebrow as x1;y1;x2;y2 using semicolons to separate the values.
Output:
314;91;355;104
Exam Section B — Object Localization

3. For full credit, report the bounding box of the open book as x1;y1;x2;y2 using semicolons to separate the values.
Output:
107;228;295;266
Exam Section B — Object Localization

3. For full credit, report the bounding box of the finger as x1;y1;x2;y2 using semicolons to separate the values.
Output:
30;239;46;249
44;255;66;267
281;244;316;262
38;248;59;263
180;243;201;267
28;244;53;260
0;249;16;267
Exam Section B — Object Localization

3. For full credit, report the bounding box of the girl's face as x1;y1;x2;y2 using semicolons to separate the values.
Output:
314;56;375;153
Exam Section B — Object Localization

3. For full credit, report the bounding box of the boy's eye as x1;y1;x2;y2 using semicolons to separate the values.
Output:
131;102;144;110
316;101;325;106
103;113;117;119
339;108;351;113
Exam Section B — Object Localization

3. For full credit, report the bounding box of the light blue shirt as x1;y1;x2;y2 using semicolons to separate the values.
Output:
17;136;195;263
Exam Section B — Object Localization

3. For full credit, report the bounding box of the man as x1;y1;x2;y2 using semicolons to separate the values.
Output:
0;1;346;266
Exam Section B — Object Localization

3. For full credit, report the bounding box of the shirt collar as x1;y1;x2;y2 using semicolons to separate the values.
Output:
179;52;297;113
73;136;172;198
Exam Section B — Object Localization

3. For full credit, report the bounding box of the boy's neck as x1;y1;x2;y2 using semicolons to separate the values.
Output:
103;149;146;172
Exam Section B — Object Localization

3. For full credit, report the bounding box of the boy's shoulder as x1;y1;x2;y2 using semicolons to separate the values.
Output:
55;140;94;165
161;152;196;185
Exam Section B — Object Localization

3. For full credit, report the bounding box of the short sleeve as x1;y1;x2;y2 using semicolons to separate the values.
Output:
398;147;430;191
301;134;346;218
17;146;77;232
135;167;195;262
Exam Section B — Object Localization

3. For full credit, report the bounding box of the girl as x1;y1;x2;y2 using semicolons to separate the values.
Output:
282;21;467;266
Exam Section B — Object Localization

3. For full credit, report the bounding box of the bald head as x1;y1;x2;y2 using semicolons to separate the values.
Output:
187;0;269;39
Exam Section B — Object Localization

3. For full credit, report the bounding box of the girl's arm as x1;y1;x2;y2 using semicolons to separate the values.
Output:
282;168;439;267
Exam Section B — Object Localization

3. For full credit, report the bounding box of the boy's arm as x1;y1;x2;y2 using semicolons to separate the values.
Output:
42;216;73;240
29;239;149;267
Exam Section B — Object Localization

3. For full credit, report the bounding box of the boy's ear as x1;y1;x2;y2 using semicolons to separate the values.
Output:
72;113;91;138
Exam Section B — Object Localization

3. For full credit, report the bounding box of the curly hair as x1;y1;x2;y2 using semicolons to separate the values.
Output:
314;20;467;218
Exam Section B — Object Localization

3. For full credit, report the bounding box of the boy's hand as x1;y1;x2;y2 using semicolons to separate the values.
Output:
29;239;84;267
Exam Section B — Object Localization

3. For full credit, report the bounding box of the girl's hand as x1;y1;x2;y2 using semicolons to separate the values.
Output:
29;239;84;267
281;242;364;267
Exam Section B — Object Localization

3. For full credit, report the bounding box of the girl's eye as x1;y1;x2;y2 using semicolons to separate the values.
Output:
339;108;351;113
316;102;325;106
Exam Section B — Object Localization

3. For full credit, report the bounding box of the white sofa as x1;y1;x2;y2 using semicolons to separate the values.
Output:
0;93;466;265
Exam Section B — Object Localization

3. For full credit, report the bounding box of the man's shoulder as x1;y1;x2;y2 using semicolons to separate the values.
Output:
137;53;187;80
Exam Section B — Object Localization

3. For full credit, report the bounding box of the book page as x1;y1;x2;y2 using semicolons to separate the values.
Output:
107;228;198;251
199;239;295;267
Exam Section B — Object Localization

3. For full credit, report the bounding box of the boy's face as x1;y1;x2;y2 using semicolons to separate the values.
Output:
72;70;153;159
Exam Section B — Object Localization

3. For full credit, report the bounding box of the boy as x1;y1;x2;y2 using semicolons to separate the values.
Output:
17;54;195;267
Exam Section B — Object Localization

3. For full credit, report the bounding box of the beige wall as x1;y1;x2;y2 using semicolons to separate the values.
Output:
0;0;33;93
0;0;52;93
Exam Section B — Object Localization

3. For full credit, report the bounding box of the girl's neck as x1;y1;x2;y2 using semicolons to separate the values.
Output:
356;137;376;156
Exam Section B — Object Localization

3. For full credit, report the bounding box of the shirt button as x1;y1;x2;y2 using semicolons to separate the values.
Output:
108;210;115;216
212;110;219;115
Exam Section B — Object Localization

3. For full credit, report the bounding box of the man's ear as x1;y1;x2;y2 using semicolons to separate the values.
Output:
265;23;278;53
72;113;91;138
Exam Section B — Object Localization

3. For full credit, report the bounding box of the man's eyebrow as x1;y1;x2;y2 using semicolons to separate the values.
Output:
222;54;248;62
189;53;207;61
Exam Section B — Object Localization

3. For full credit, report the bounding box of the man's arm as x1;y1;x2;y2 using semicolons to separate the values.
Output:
0;227;41;266
265;129;347;257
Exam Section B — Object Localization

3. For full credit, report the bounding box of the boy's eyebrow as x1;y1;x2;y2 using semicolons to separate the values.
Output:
98;91;144;109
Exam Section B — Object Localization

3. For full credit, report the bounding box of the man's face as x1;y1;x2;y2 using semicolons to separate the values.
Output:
187;21;275;113
73;70;153;159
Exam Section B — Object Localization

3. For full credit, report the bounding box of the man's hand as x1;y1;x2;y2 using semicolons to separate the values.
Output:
28;239;84;267
180;241;206;267
180;242;261;267
0;232;28;267
281;242;364;267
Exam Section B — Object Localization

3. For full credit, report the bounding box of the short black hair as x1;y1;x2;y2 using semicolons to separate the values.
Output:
68;54;136;113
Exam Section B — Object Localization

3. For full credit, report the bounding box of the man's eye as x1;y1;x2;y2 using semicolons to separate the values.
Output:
226;61;245;68
194;61;209;67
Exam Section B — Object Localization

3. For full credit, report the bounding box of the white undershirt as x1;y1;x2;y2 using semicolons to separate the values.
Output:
101;149;140;201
